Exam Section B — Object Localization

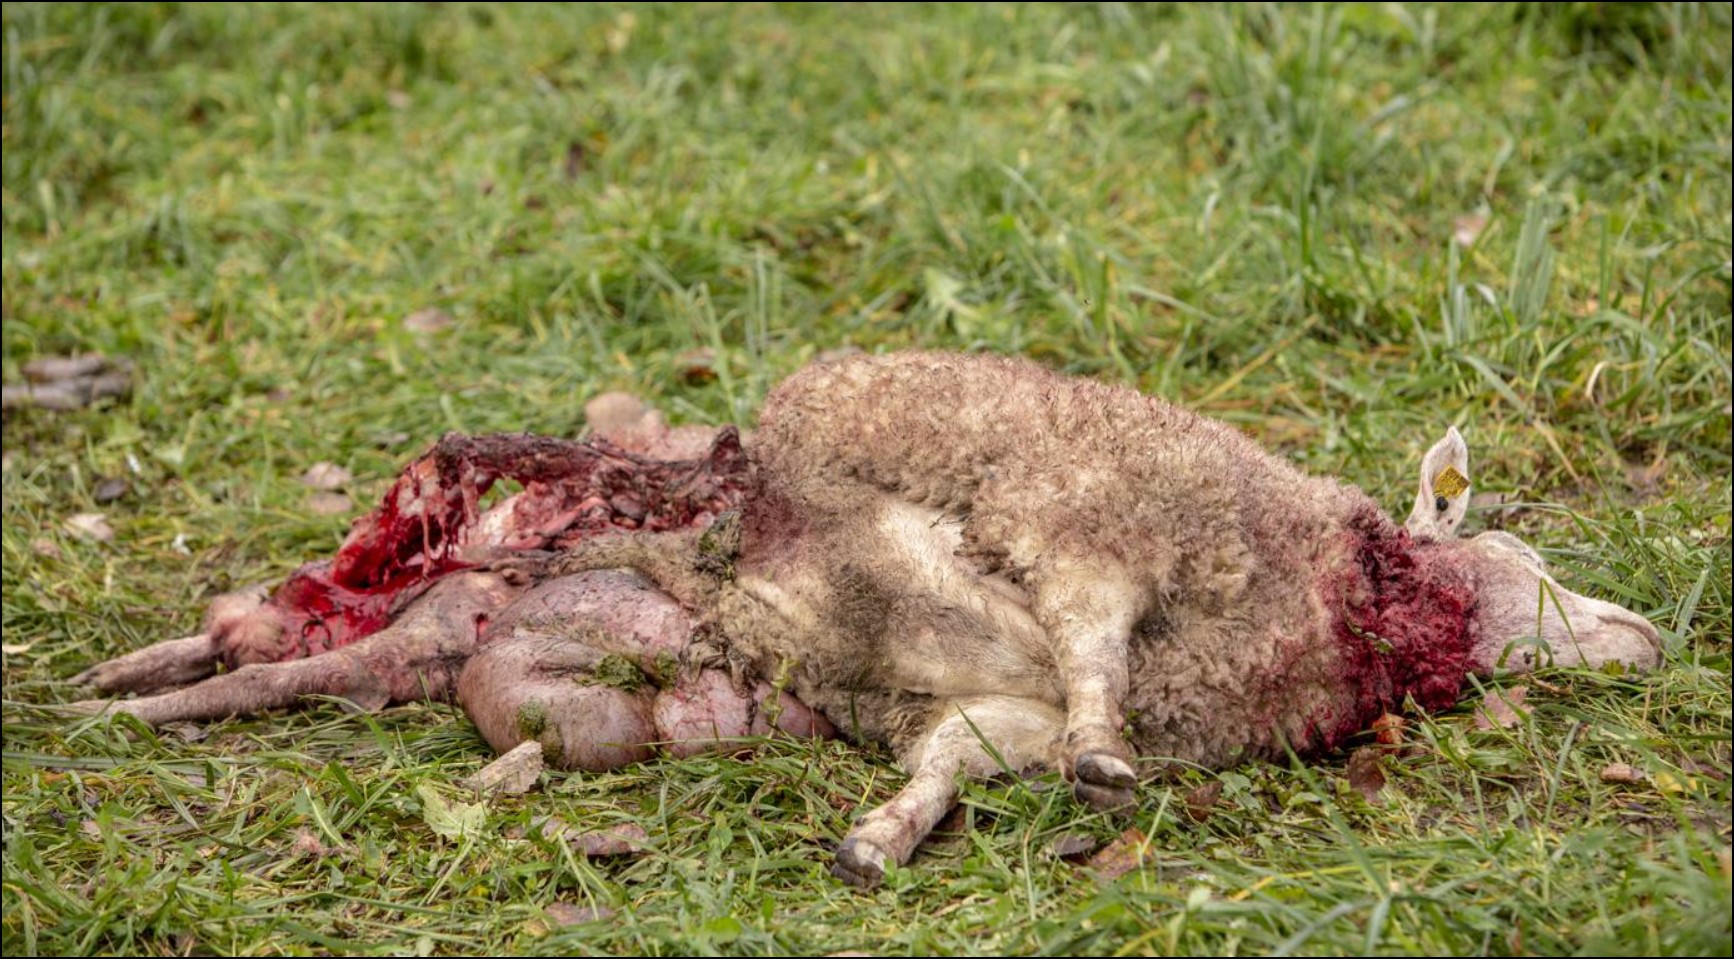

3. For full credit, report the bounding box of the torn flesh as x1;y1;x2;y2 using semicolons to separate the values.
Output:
78;424;749;692
68;410;830;765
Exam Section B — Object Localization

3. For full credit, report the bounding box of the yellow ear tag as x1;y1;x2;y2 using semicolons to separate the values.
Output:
1433;465;1470;499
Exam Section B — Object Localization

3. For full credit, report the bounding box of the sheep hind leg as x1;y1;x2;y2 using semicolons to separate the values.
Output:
833;695;1064;889
456;641;811;774
458;631;660;773
458;590;834;772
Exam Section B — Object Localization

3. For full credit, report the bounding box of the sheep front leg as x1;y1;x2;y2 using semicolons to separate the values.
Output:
70;651;389;726
71;633;220;696
834;695;1063;888
66;573;521;725
1034;567;1143;811
71;586;271;695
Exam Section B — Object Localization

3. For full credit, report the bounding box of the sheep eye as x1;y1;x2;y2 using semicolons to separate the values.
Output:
1435;495;1449;513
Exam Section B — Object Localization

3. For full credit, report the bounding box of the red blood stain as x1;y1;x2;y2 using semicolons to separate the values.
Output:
1314;506;1476;752
220;430;747;668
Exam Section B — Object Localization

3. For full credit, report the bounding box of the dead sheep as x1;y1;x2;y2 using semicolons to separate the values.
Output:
67;350;1661;888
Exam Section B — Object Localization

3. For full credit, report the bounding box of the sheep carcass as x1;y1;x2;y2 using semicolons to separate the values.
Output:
70;353;1662;889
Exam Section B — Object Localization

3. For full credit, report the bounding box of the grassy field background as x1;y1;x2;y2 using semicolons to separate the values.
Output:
3;2;1729;955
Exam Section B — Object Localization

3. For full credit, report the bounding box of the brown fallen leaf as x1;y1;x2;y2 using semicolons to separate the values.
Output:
676;348;718;385
1473;685;1529;731
307;492;355;516
1084;826;1149;880
1050;833;1100;860
24;354;111;382
1372;713;1406;750
1599;762;1645;784
1346;746;1387;803
404;307;454;334
535;819;650;858
1681;756;1727;782
64;513;115;542
571;823;649;857
30;537;62;559
300;462;353;491
4;354;134;411
563;140;587;180
161;721;209;743
1184;780;1223;823
93;477;129;503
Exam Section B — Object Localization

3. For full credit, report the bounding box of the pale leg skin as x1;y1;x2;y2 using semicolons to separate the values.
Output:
1033;565;1143;810
833;694;1065;888
67;573;522;724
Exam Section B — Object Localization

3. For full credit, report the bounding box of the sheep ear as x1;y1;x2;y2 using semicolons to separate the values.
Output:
1405;426;1471;540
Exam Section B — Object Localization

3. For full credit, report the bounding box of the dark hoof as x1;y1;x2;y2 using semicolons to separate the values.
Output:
832;836;889;889
1072;778;1136;812
1073;751;1138;812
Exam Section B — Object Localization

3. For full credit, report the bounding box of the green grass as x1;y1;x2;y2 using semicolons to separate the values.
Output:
3;2;1729;955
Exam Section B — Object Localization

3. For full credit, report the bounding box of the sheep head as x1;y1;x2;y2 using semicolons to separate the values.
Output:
1404;428;1662;674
